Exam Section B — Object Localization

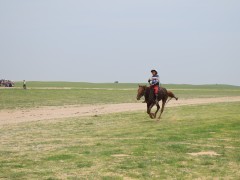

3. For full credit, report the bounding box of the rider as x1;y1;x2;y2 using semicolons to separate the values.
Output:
148;69;160;104
23;80;27;90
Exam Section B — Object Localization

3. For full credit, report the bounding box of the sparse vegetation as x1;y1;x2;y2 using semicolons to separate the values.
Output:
0;102;240;179
0;82;239;109
0;82;240;179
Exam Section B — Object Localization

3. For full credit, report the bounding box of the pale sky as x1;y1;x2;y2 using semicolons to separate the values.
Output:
0;0;240;85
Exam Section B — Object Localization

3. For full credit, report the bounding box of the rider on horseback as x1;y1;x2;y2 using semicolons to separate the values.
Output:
148;69;160;105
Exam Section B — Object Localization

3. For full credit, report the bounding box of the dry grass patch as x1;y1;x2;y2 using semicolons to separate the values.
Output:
187;151;221;156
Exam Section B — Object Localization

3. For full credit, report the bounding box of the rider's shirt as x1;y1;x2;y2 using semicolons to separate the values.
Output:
150;75;160;86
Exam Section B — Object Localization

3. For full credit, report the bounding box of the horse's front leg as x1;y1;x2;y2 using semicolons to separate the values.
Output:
154;103;160;119
147;103;155;119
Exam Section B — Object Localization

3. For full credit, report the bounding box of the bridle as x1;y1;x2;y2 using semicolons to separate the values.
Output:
137;86;147;100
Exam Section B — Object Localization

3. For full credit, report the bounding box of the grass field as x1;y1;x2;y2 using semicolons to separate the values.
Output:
1;82;240;109
0;82;240;179
1;102;240;179
12;81;240;90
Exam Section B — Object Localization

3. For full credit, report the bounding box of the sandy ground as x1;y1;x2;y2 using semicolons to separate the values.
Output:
0;96;240;125
187;151;221;156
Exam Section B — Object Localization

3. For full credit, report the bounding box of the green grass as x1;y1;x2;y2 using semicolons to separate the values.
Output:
1;82;239;109
13;81;139;89
12;81;239;89
0;88;136;109
0;102;240;179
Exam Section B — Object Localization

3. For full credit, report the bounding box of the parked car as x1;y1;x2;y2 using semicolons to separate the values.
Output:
0;79;14;87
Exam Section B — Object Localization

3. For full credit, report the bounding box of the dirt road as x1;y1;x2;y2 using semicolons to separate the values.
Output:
1;96;240;125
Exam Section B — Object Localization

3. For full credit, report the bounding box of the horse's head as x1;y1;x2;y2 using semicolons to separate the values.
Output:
136;85;147;100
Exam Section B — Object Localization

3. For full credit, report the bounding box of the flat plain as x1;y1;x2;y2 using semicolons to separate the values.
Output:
0;82;240;179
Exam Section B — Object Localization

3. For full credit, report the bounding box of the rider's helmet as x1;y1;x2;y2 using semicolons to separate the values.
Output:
151;69;158;74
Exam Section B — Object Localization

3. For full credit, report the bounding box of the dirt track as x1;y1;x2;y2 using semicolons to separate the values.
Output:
1;96;240;125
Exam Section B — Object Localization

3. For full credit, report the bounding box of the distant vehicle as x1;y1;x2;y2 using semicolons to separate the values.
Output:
0;79;15;87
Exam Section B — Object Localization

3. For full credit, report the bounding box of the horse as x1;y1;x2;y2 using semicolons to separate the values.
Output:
137;85;169;120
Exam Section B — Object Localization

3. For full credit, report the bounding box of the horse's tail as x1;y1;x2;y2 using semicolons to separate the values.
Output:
167;90;178;103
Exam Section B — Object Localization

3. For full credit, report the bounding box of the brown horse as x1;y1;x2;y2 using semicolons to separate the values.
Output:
137;85;169;120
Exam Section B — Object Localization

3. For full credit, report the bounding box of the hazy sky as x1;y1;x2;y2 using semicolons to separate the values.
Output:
0;0;240;85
